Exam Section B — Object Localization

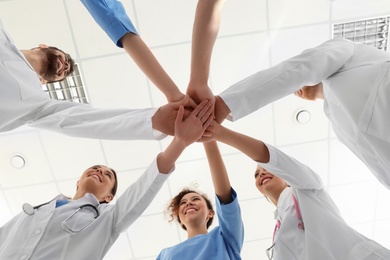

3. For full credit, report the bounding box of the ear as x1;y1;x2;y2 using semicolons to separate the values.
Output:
104;194;114;203
39;44;48;49
207;209;215;219
38;76;47;85
76;180;80;191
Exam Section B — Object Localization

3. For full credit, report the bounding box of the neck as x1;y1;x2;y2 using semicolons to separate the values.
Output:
20;49;40;73
186;225;208;239
315;83;324;100
267;186;288;206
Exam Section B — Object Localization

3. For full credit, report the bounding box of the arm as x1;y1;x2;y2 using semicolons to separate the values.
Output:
218;38;355;121
204;141;232;203
211;122;322;189
113;100;213;233
186;0;225;105
81;0;194;105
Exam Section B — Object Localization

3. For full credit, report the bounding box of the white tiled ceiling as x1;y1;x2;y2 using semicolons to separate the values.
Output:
0;0;390;259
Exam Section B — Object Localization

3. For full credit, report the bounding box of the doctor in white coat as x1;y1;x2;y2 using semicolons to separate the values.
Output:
214;39;390;190
205;121;390;260
0;99;213;260
0;22;194;140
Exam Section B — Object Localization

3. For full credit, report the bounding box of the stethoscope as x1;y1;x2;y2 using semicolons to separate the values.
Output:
22;201;100;233
266;193;305;260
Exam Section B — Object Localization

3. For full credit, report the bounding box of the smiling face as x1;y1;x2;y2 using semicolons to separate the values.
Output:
254;165;288;198
178;192;214;231
76;165;116;203
36;45;74;83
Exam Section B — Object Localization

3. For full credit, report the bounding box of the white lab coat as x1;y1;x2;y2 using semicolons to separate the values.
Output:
0;159;171;260
258;144;390;260
0;25;162;140
219;39;390;189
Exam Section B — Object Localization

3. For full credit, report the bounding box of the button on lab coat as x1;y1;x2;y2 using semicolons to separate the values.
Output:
220;39;390;189
0;25;162;140
0;159;171;260
258;144;390;260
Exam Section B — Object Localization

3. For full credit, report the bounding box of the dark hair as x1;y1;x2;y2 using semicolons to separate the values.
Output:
47;46;75;83
167;188;214;231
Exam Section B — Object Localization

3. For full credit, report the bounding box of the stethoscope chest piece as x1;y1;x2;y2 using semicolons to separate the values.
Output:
22;203;35;215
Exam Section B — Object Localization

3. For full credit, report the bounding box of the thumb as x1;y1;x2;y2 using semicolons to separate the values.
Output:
175;105;184;123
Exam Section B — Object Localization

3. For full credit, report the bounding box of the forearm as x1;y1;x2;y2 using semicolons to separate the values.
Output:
189;0;225;84
156;138;187;173
204;141;232;203
121;34;183;102
219;38;354;121
217;126;270;163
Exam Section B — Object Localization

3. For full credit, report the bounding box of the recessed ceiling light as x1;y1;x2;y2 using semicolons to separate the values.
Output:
295;109;311;125
10;155;26;169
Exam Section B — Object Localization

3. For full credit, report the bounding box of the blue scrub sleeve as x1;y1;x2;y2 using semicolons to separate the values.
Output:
81;0;138;48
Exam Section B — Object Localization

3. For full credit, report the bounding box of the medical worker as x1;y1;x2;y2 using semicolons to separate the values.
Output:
157;140;244;259
204;120;390;259
212;39;390;190
80;0;197;107
0;99;214;260
0;21;197;140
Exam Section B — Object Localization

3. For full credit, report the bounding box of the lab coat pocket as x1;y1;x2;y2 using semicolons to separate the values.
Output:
347;240;390;260
61;207;97;234
358;62;390;142
3;60;43;100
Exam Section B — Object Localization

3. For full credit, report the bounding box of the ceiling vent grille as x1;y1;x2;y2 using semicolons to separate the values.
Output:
333;16;389;51
42;63;89;104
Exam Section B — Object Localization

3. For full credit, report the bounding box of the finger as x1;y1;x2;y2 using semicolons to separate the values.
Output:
196;100;213;119
191;100;209;117
175;105;184;123
199;103;214;123
202;114;214;129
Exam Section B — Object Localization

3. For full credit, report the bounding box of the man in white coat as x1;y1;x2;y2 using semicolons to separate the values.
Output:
0;23;196;140
0;99;214;260
214;38;390;190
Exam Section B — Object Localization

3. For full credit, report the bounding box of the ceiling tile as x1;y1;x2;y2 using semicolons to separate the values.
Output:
212;32;271;95
273;96;329;146
80;55;152;109
127;214;181;258
328;139;375;186
39;130;106;181
331;0;390;22
269;23;330;65
66;0;122;58
268;0;330;29
328;181;378;224
0;0;76;54
0;131;53;188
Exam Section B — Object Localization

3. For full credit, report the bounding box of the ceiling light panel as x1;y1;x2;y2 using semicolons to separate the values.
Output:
333;16;389;51
42;63;89;104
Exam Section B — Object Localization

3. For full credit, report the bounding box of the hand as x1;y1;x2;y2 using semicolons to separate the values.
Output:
152;95;194;136
186;83;216;112
197;120;221;143
174;100;214;147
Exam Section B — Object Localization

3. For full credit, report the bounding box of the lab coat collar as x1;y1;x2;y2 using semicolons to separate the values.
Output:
274;187;292;220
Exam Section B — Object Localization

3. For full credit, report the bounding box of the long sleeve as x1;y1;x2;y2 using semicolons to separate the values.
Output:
258;143;323;190
27;97;161;140
111;158;172;234
219;38;355;121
